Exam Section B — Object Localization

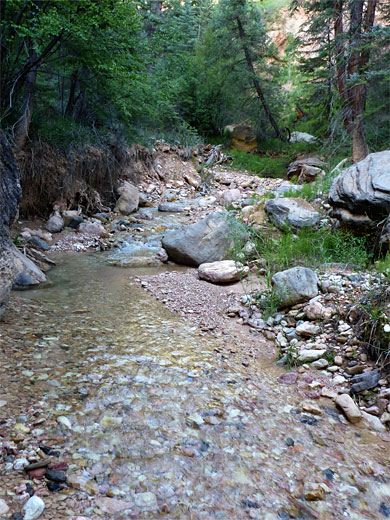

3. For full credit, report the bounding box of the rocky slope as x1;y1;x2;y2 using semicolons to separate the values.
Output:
0;130;21;318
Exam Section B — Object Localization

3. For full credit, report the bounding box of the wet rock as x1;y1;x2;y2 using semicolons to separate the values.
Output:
335;394;362;423
45;212;64;233
134;492;157;508
158;203;184;213
115;181;139;215
22;496;45;520
162;212;233;266
272;267;318;307
297;349;326;363
12;244;46;289
198;260;249;284
350;370;380;394
265;197;319;231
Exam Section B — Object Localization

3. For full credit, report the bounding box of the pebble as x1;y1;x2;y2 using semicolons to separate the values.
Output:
0;499;9;515
335;394;362;423
57;416;71;429
305;484;324;501
22;496;45;520
134;492;157;508
296;322;320;336
297;349;326;363
310;358;329;369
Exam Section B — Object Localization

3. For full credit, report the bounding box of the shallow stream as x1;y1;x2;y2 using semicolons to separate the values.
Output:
2;254;390;519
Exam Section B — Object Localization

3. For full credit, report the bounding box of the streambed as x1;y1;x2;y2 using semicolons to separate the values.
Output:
1;253;390;519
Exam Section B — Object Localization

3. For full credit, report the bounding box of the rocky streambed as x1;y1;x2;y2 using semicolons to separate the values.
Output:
1;253;390;520
2;151;390;519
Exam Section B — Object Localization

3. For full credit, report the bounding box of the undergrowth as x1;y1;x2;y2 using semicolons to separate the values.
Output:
356;276;390;372
229;219;371;277
226;139;319;178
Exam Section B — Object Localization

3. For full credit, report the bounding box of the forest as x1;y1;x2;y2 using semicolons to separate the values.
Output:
1;0;389;162
2;2;390;519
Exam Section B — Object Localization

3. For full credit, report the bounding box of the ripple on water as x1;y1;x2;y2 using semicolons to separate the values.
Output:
2;253;390;519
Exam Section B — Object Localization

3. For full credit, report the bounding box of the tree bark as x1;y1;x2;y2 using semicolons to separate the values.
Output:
235;16;288;142
65;70;79;117
14;48;38;149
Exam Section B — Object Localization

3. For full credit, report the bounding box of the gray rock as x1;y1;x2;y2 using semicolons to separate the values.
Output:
198;260;249;284
158;203;184;213
27;236;50;251
265;197;319;231
12;245;46;289
350;370;380;394
287;157;327;179
0;130;22;318
45;213;64;233
13;271;40;289
115;181;139;215
23;496;45;520
297;349;326;363
328;151;390;225
68;215;84;229
273;183;301;197
289;131;317;143
162;212;233;266
272;266;318;307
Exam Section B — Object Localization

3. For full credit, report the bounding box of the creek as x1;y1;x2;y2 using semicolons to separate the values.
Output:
2;250;390;519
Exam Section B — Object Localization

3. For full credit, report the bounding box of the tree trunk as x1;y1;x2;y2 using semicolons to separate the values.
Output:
352;120;369;162
65;70;79;117
235;16;288;142
14;49;38;149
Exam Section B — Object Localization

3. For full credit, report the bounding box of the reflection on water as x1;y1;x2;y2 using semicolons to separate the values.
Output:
5;254;390;519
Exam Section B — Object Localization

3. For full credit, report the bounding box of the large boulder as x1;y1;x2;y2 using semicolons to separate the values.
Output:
198;260;249;284
115;181;139;215
162;212;232;266
45;212;64;233
265;197;319;231
0;130;22;317
328;151;390;229
272;266;318;307
224;123;257;153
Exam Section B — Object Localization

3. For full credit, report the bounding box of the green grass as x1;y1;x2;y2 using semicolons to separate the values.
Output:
226;139;320;178
228;219;371;276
